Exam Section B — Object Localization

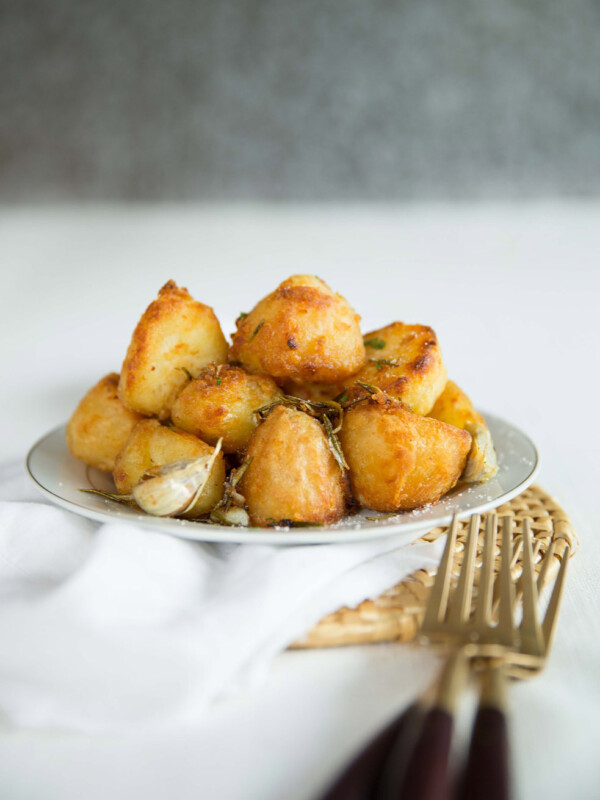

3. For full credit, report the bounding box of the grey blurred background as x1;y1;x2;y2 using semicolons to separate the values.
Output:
2;0;600;202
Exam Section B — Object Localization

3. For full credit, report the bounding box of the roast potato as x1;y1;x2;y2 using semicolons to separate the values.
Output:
113;418;225;516
240;405;349;526
339;394;471;511
229;275;366;383
171;364;282;453
347;322;447;415
118;281;228;419
66;373;144;472
428;380;498;482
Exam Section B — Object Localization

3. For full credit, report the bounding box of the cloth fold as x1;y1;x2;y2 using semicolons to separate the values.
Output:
0;462;442;732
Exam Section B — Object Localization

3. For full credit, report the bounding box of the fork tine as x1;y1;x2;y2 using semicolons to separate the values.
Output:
446;514;480;626
497;516;516;647
541;542;570;654
536;539;557;595
491;532;520;619
473;513;497;629
512;536;542;615
519;518;544;658
421;515;460;632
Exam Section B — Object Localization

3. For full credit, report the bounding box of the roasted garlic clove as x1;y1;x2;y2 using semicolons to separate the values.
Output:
133;441;223;518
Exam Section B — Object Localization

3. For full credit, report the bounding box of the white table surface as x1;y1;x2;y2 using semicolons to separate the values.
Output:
1;204;599;799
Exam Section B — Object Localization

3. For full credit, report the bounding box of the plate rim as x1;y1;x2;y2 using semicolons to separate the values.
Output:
26;414;540;546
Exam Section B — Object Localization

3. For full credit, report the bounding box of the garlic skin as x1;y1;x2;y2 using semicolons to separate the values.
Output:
133;441;224;518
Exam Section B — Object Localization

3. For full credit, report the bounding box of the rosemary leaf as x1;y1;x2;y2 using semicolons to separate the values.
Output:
370;358;399;371
355;380;380;394
255;394;342;425
342;395;370;410
364;337;386;350
248;320;265;342
323;414;349;472
290;521;325;528
79;488;137;507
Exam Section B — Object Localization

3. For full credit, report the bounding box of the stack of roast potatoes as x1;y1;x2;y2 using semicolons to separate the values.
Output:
66;276;497;528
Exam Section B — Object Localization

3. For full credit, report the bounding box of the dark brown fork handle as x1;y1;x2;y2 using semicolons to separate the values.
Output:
391;707;454;800
317;704;421;800
455;706;510;800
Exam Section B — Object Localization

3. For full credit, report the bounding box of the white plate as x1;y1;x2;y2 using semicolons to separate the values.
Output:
27;414;538;546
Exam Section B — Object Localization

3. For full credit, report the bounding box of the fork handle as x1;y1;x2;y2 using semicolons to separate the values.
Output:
456;707;510;800
393;705;454;800
317;704;421;800
455;662;511;800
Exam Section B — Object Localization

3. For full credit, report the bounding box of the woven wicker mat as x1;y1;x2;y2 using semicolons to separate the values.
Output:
295;485;577;649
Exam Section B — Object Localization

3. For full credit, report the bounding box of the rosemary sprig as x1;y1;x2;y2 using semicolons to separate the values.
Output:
255;394;343;425
322;414;349;471
337;380;383;411
210;457;252;519
79;488;137;507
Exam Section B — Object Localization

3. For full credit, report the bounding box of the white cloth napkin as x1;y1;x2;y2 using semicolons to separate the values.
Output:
0;461;443;733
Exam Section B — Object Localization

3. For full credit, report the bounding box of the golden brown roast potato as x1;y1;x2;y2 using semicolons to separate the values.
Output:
339;394;471;512
229;275;366;384
170;364;282;453
240;405;349;526
346;322;447;415
428;380;498;483
66;373;145;472
118;281;228;419
113;419;225;516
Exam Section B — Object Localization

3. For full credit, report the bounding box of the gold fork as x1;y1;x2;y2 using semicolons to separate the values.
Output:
376;512;571;800
454;515;571;800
